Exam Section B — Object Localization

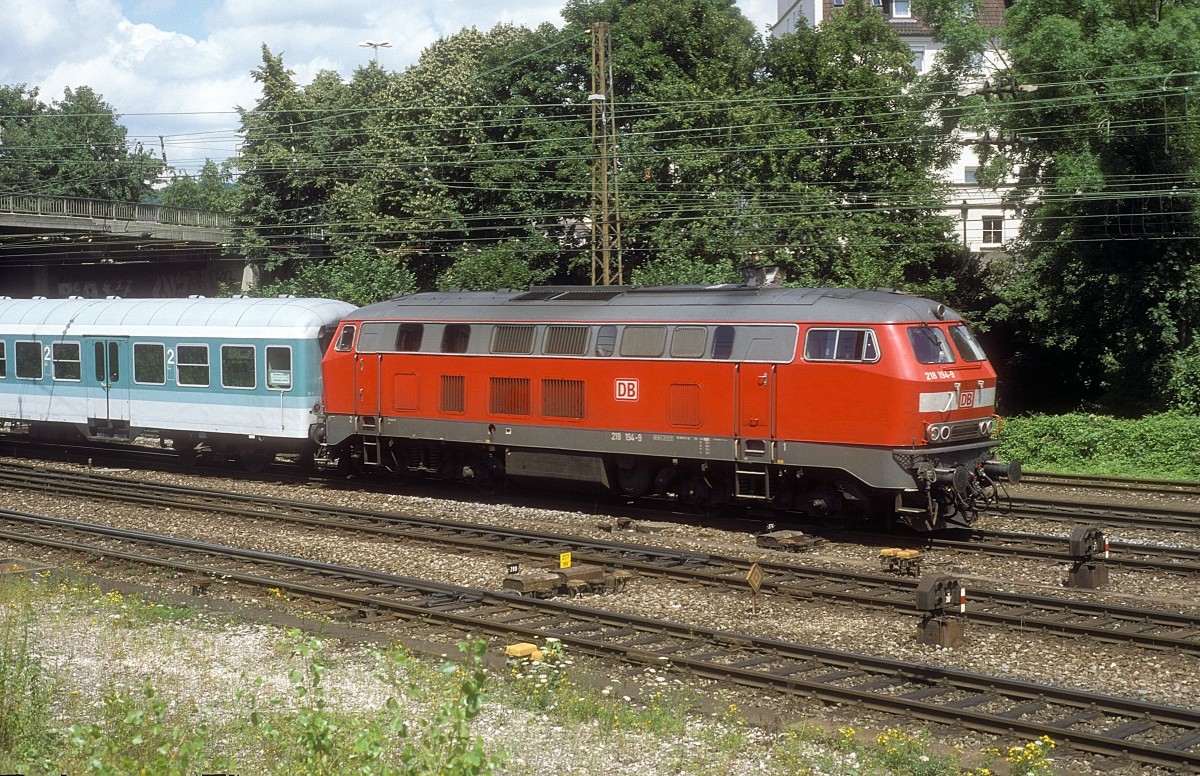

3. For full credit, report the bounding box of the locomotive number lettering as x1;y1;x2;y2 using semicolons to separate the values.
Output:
924;370;957;380
615;379;639;401
610;432;643;442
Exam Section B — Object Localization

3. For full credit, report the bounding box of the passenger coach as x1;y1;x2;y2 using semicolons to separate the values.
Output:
0;296;353;469
321;283;1018;530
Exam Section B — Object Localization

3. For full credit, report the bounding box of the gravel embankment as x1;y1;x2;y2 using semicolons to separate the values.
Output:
2;460;1196;774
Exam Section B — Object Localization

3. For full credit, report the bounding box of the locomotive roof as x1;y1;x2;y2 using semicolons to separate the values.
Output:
352;285;963;325
0;297;355;335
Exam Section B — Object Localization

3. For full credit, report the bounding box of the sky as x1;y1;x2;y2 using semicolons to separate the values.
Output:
0;0;779;177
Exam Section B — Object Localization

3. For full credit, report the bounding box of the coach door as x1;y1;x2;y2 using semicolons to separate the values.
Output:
87;338;130;437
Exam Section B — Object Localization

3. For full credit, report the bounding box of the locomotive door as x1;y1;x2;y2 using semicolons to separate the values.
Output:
735;363;775;455
86;338;130;437
354;353;382;417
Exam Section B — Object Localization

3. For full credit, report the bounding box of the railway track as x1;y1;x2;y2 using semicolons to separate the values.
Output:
1021;472;1200;497
3;462;1200;656
999;497;1200;532
1;507;1198;771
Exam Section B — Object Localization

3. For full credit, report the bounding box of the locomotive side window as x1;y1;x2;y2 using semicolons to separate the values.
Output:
15;341;42;379
266;346;292;390
0;341;6;378
334;325;356;352
908;326;955;365
804;329;879;362
712;326;735;359
221;345;256;389
670;327;707;358
492;325;535;354
176;345;210;387
542;379;585;419
395;323;424;352
620;326;666;358
134;343;166;385
544;325;588;356
441;324;471;353
949;324;987;362
52;342;81;381
594;326;617;357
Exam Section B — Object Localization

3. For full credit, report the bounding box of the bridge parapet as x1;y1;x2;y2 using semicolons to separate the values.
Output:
0;193;233;229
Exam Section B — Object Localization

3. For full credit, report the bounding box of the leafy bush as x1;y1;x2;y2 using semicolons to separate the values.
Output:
997;412;1200;479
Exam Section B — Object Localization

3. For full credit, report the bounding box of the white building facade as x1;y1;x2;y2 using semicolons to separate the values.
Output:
772;0;1019;256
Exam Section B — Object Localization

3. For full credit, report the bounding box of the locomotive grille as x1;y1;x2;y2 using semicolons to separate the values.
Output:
947;420;985;441
489;377;530;415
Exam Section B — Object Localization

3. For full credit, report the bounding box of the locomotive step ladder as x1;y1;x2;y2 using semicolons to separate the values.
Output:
357;416;382;466
734;462;771;500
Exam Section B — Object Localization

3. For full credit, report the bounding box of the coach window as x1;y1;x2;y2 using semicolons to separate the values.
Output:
266;346;292;390
908;326;955;365
948;324;987;362
15;341;42;380
134;344;166;385
395;323;423;352
712;326;735;359
52;342;81;381
441;324;471;354
594;326;617;357
222;345;256;389
620;326;666;358
334;325;356;352
176;345;210;387
0;341;6;378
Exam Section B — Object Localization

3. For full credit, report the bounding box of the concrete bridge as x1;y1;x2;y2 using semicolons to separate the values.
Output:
0;194;248;298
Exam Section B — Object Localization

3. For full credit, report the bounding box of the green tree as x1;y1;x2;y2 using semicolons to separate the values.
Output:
159;159;239;212
922;0;1200;412
0;84;162;202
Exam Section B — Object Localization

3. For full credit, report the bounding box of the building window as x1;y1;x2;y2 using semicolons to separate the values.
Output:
893;0;911;16
833;0;844;5
964;166;979;185
982;216;1003;244
910;46;925;71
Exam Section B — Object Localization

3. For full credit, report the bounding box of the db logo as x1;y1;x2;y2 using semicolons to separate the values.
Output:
615;379;639;401
959;391;975;408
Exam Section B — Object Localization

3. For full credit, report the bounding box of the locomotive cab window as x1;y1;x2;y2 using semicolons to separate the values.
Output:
266;346;292;390
177;345;210;387
908;326;955;365
334;325;356;352
15;341;42;379
52;342;81;381
221;345;256;389
949;324;987;362
804;328;879;362
134;344;166;385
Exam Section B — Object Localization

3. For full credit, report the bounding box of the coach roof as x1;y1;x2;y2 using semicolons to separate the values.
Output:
352;285;962;325
0;297;354;333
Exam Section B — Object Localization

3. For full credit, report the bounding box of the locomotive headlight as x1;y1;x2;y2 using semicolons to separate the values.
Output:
978;418;994;436
926;424;950;442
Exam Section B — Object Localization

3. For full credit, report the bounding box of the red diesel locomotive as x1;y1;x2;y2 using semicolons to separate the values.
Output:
319;282;1019;530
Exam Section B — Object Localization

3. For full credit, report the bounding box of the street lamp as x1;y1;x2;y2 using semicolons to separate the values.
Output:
359;40;391;63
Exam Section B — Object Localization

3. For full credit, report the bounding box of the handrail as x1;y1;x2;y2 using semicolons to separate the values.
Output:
0;193;232;229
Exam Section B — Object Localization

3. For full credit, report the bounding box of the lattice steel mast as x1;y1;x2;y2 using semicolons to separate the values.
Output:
589;22;623;286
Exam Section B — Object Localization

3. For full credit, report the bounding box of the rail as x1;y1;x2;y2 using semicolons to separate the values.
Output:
0;193;232;229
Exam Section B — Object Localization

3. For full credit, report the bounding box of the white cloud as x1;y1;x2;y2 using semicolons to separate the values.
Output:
1;0;778;174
